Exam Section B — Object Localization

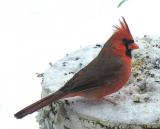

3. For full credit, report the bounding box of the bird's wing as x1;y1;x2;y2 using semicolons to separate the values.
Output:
60;55;123;93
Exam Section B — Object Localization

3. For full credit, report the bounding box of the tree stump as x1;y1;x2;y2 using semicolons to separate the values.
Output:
36;36;160;129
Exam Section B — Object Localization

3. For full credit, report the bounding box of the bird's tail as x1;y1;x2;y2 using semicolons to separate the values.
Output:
14;90;66;119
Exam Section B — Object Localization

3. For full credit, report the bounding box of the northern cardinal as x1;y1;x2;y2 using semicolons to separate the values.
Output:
15;17;139;119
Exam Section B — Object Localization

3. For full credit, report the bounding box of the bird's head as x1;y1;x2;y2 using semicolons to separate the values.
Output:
109;17;139;58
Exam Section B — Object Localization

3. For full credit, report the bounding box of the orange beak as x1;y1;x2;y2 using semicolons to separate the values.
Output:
128;43;139;50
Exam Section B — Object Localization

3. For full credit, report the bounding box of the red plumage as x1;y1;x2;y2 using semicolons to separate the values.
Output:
113;17;133;40
14;17;139;119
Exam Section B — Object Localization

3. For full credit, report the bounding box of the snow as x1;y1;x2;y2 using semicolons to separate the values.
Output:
39;36;160;126
41;44;102;91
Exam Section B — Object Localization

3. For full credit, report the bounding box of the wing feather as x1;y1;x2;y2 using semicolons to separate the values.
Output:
60;55;122;93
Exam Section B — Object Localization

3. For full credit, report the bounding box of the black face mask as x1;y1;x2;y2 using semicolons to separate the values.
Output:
123;39;134;58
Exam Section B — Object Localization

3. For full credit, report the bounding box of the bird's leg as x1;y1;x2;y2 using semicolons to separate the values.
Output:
102;98;117;105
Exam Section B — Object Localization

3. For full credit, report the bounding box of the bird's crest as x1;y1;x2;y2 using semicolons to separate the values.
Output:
113;17;133;40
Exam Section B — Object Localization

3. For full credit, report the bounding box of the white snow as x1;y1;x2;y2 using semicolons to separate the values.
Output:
41;36;160;125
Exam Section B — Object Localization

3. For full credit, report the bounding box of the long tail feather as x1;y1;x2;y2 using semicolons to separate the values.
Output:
14;91;66;119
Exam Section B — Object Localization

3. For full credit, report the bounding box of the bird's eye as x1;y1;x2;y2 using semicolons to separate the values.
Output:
123;39;134;45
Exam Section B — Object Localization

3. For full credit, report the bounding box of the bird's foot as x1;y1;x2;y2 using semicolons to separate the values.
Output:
102;98;117;106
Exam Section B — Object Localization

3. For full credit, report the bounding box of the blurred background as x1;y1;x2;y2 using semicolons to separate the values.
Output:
0;0;159;129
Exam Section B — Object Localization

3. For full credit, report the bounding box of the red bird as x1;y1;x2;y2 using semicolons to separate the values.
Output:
15;17;139;119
